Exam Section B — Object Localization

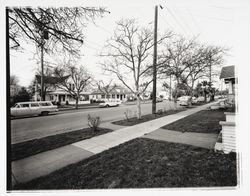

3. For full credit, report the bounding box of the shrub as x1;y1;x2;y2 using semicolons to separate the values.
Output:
87;114;101;132
157;109;163;115
124;109;132;122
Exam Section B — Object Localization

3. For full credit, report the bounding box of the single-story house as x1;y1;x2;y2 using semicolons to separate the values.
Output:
89;85;133;102
33;75;90;105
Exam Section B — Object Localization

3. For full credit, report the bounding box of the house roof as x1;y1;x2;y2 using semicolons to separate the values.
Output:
92;85;130;94
220;65;236;79
36;75;69;84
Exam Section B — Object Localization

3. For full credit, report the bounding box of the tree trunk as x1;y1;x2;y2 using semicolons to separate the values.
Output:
75;97;79;109
136;94;141;119
189;82;194;106
204;89;207;103
174;83;178;109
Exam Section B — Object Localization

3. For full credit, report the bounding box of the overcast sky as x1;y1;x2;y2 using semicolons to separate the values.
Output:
8;0;248;88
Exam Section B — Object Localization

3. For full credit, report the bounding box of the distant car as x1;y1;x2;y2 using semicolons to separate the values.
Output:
196;96;205;102
191;97;198;104
11;101;58;117
99;99;121;107
178;96;191;106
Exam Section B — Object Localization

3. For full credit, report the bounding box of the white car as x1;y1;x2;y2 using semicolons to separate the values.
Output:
11;101;58;117
196;96;205;102
178;96;191;106
99;100;121;107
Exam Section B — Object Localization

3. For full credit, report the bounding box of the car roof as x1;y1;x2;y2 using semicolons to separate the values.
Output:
16;101;52;104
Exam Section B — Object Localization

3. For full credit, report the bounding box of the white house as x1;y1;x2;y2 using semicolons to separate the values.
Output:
33;75;91;105
89;85;133;102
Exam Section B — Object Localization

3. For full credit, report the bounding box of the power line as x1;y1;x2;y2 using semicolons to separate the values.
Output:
165;6;189;37
85;40;104;48
191;13;232;22
94;24;113;35
173;6;195;37
84;44;101;52
209;5;233;10
186;8;202;33
158;12;175;31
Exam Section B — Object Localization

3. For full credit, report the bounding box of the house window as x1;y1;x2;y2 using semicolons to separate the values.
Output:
124;94;126;98
112;94;115;98
101;94;105;99
117;94;119;99
107;94;110;99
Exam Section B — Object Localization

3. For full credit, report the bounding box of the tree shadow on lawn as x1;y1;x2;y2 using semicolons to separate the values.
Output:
161;109;226;134
13;138;237;190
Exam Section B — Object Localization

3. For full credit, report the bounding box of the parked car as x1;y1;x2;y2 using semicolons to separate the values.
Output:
196;96;205;102
99;99;122;107
178;96;191;106
191;97;198;104
11;101;59;117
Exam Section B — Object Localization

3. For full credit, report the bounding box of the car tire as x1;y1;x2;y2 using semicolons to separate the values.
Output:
41;111;49;116
106;104;109;107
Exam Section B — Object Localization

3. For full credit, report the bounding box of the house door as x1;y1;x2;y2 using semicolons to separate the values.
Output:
59;95;63;102
120;94;123;100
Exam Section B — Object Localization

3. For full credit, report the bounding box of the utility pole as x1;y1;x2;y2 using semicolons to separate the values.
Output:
40;34;44;101
152;5;158;114
6;7;12;190
169;74;172;100
40;29;48;101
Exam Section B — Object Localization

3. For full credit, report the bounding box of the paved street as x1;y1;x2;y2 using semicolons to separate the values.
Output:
11;101;179;144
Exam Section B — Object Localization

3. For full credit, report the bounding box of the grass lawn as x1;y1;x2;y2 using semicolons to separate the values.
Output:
161;109;226;134
11;127;113;161
112;108;186;126
13;138;237;189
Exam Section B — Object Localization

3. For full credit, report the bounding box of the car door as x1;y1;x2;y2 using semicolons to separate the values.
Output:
30;103;40;115
18;103;31;116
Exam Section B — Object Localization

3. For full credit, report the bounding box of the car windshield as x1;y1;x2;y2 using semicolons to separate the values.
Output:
12;103;19;108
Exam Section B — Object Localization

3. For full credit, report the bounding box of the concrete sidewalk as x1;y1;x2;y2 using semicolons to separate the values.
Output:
12;101;219;185
142;128;218;149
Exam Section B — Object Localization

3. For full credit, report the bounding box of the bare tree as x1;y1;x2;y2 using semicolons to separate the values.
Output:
10;75;20;98
8;7;109;56
10;75;19;86
96;80;117;100
159;35;227;103
100;19;172;119
185;44;226;101
54;64;92;109
28;66;55;100
158;36;196;104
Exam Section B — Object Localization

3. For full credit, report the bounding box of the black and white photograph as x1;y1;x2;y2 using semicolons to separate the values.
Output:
1;0;250;195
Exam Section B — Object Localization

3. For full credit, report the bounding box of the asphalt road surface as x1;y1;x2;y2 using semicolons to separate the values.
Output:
11;101;179;144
